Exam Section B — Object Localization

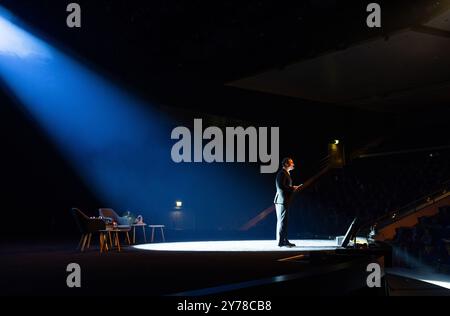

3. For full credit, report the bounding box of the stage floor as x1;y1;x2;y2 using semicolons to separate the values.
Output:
0;239;383;295
133;239;341;252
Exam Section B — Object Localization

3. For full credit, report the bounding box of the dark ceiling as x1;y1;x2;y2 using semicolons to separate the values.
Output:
1;0;449;115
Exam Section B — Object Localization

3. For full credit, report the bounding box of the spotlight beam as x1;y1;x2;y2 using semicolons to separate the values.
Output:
0;7;169;214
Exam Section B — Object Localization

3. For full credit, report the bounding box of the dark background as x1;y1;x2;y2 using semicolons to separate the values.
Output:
1;0;449;240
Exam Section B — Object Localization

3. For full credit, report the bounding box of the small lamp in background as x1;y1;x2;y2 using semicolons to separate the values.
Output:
172;201;183;230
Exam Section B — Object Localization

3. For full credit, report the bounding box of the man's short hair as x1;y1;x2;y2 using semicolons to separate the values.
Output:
282;157;293;167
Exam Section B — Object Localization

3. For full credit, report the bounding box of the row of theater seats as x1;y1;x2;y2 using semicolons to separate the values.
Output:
294;149;450;236
392;206;450;270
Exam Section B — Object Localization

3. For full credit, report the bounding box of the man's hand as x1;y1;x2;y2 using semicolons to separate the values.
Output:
294;184;303;191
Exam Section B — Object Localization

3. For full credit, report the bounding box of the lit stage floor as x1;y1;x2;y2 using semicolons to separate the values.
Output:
133;239;341;252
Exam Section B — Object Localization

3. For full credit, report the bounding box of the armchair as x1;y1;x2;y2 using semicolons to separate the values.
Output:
98;208;132;228
72;208;106;252
98;208;132;246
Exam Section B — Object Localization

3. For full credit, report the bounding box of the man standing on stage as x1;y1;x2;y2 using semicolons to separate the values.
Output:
274;157;302;247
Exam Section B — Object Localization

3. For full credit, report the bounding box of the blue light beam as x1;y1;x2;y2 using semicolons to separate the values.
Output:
0;7;273;233
0;7;171;215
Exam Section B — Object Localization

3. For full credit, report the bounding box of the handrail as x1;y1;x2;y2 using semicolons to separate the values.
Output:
366;179;450;230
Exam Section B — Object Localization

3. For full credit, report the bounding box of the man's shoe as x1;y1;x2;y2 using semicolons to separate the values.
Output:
278;241;296;247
